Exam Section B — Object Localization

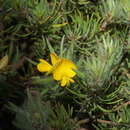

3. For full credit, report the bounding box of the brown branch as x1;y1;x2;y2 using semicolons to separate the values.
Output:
77;118;119;126
77;101;130;126
77;119;90;125
114;101;130;111
97;119;118;126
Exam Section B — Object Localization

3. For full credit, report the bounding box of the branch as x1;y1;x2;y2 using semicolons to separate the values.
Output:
77;118;119;126
97;119;118;126
114;101;130;111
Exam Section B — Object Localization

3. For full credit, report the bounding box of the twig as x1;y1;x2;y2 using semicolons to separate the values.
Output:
97;119;118;126
77;118;119;126
114;101;130;111
77;119;90;125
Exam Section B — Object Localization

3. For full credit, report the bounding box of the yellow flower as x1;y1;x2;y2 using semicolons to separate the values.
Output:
37;53;77;87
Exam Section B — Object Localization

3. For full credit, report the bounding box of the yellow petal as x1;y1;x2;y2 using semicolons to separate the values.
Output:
65;68;76;77
61;77;75;87
37;59;52;72
69;78;75;83
50;53;59;65
59;59;76;77
61;76;67;87
62;59;77;70
53;60;76;80
53;66;62;80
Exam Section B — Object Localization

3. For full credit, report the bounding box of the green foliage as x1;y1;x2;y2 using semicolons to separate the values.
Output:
1;0;130;129
8;90;77;130
94;105;130;130
100;0;130;25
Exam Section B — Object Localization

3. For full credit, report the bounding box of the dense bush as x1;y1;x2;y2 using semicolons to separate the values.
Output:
0;0;130;130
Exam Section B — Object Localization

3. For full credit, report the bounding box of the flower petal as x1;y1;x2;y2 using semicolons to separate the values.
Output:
62;59;77;70
58;59;76;77
53;60;76;81
53;67;62;80
37;59;52;72
69;78;75;83
61;76;67;87
50;53;59;65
